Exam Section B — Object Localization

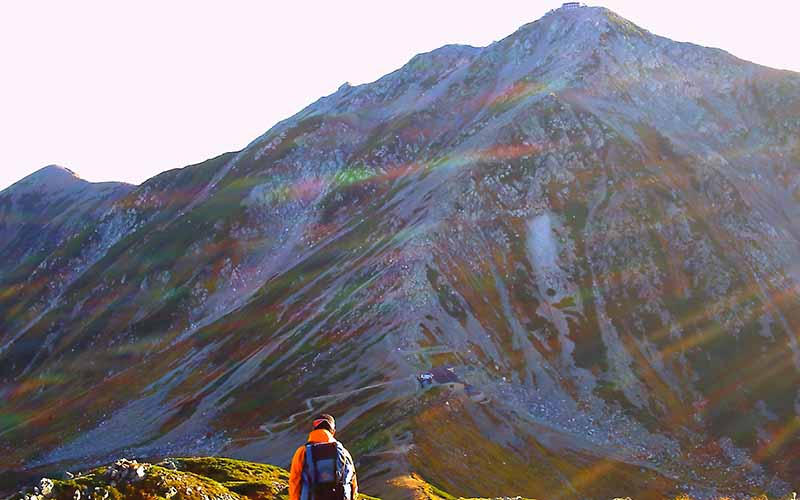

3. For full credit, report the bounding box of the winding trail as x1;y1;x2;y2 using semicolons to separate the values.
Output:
228;376;416;444
227;345;461;445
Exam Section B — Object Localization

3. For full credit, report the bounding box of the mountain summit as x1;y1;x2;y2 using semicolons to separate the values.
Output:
5;165;83;194
0;165;133;281
2;6;800;500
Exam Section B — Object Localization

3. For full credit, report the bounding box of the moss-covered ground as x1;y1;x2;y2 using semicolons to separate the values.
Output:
8;457;381;500
6;455;795;500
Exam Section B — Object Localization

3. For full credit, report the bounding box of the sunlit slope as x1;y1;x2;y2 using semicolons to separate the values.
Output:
7;457;381;500
1;5;800;499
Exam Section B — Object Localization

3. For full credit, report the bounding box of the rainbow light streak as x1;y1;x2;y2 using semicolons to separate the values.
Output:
756;416;800;460
258;136;554;208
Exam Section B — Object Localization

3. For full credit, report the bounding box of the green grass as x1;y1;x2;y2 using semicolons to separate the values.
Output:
175;457;288;485
5;453;792;500
9;457;380;500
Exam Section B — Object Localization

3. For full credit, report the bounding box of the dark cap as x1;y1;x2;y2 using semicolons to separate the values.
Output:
312;413;335;431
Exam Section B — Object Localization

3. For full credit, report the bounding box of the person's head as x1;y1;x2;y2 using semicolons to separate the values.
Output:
312;413;336;434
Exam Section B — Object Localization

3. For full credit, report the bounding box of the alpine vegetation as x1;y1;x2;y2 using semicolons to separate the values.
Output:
2;4;800;500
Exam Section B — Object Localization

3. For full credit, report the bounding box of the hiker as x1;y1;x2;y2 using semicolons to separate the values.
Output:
289;413;358;500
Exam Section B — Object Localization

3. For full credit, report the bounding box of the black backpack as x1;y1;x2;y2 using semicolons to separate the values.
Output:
302;442;354;500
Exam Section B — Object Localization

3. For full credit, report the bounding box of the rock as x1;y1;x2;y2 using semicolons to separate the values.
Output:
159;459;179;470
99;458;150;486
91;488;109;500
38;479;54;497
165;487;178;499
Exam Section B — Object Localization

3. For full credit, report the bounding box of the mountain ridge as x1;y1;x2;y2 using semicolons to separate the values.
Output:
2;165;135;195
1;5;800;500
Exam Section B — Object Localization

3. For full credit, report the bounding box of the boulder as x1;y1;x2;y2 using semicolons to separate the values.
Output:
38;479;54;497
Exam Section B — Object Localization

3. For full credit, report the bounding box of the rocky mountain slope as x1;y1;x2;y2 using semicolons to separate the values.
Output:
2;4;800;500
0;165;133;281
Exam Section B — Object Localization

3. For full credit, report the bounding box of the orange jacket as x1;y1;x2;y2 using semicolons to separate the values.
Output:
289;429;358;500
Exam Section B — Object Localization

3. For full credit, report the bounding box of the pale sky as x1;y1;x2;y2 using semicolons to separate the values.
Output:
1;1;798;191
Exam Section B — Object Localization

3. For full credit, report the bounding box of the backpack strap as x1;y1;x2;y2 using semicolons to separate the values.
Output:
333;442;339;481
310;443;319;487
303;443;314;500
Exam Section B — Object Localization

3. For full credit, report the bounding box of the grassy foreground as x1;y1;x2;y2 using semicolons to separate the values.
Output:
6;456;796;500
8;457;359;500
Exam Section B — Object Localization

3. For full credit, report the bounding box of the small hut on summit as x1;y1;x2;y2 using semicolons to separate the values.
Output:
562;2;582;8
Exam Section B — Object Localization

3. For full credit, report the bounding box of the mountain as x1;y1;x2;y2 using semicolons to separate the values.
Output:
2;4;800;499
0;165;133;278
